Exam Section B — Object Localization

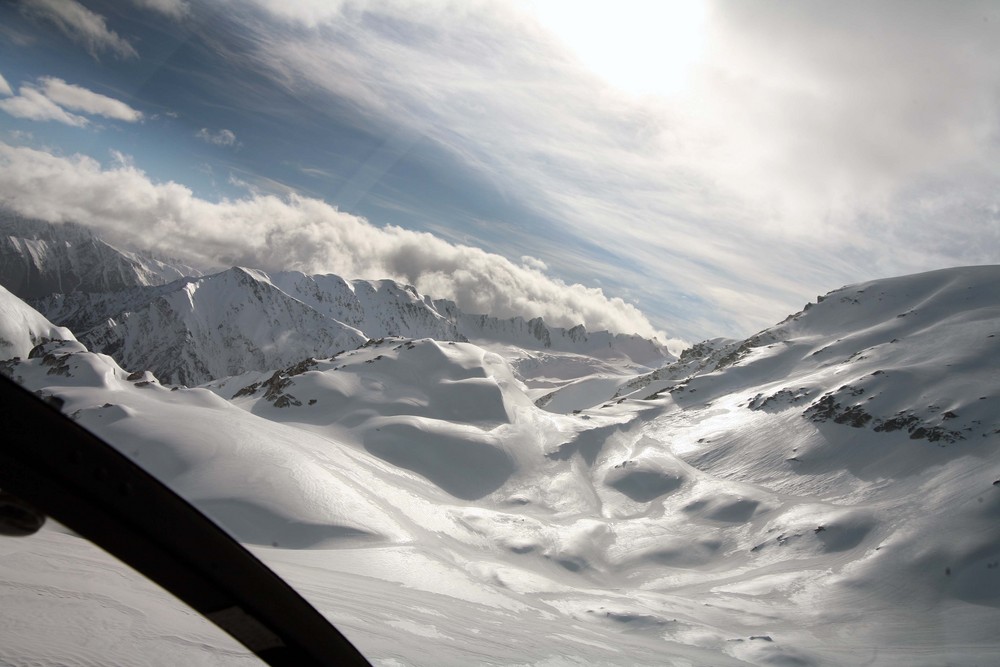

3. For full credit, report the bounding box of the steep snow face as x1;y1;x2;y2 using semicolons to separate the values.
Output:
0;214;201;299
0;220;673;382
69;268;368;386
272;271;673;367
0;283;74;360
2;266;998;667
270;272;465;342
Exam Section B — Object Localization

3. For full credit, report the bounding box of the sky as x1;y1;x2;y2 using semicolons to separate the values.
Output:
0;0;998;347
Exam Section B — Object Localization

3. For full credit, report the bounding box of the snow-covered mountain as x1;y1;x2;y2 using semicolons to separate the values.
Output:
1;265;998;666
617;265;1000;442
0;213;202;300
69;267;369;386
31;265;672;386
272;270;670;366
1;220;671;385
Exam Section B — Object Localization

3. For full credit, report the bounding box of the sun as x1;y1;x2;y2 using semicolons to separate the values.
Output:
525;0;709;97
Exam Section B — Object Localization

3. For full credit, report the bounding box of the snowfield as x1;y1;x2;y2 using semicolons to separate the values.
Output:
1;265;999;666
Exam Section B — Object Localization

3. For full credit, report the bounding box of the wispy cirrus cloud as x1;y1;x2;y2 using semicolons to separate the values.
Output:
0;72;12;97
0;142;665;340
217;1;813;337
20;0;137;59
129;0;190;20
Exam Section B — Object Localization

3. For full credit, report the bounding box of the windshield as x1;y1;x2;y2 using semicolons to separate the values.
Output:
1;1;999;666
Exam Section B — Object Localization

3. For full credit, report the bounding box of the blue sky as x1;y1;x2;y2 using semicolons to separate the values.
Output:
1;0;998;346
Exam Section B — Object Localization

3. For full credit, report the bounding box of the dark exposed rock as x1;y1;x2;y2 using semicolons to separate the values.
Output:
804;392;873;428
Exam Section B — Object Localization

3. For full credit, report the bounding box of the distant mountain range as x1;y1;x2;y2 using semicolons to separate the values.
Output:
2;215;672;385
0;212;202;299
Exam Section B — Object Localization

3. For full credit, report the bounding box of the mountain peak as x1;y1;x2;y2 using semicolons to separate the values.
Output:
0;213;203;299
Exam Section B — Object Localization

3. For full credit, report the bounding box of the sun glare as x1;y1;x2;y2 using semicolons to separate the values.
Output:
527;0;709;97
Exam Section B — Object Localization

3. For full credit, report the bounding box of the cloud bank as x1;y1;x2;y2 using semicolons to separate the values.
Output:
21;0;138;59
0;142;663;339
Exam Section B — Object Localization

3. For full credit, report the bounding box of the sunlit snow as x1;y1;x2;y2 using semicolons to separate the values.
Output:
1;265;999;666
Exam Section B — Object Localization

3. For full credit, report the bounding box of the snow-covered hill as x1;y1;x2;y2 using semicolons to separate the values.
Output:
1;266;998;666
0;213;201;299
619;265;1000;445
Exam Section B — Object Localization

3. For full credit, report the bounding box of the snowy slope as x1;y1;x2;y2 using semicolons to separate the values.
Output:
1;266;998;666
0;283;74;360
621;265;1000;446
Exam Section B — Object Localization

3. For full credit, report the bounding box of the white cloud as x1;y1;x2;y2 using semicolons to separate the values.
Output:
39;77;142;122
686;0;1000;218
520;255;547;272
196;128;238;147
0;76;143;126
0;85;88;126
129;0;190;20
0;142;663;338
246;0;350;27
21;0;138;59
0;72;12;97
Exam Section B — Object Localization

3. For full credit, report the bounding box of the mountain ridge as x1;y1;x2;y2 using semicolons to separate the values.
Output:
2;218;673;385
0;213;203;299
30;263;673;386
